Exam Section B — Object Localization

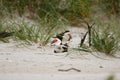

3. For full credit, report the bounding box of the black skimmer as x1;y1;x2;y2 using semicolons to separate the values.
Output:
51;30;72;46
55;30;72;44
56;30;72;41
51;30;72;53
51;38;62;46
0;31;14;38
0;29;23;39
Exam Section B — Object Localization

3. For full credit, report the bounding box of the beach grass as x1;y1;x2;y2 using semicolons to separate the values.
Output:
1;16;66;46
76;19;120;56
91;26;119;55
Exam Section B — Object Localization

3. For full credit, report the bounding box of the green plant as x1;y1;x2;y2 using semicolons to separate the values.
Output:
8;21;47;45
75;21;119;56
60;0;90;20
99;0;120;16
106;75;114;80
6;16;65;46
91;26;119;55
94;16;120;41
0;22;10;43
0;0;90;22
0;22;4;32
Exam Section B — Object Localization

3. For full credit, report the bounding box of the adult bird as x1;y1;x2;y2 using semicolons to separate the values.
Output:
55;30;72;44
0;31;14;38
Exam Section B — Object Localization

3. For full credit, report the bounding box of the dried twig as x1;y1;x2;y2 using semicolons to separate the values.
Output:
58;68;81;72
80;22;95;47
86;22;95;46
80;31;88;47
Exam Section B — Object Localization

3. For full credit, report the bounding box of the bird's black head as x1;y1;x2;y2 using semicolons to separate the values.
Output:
64;30;70;33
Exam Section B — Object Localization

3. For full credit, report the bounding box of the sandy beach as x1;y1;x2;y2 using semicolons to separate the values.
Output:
0;27;120;80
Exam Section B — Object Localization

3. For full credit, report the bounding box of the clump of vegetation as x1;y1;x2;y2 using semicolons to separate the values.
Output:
77;21;120;56
99;0;120;16
91;26;119;55
92;16;120;55
59;0;90;20
94;16;120;41
0;16;66;46
106;75;115;80
0;22;11;43
6;17;65;46
0;22;4;32
0;0;90;22
0;0;119;53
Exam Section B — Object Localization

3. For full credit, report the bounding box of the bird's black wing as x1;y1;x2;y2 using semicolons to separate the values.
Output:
0;32;14;38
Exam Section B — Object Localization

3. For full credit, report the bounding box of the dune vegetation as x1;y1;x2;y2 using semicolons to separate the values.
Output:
0;0;120;55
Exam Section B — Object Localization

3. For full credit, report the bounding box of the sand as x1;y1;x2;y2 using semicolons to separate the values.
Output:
0;27;120;80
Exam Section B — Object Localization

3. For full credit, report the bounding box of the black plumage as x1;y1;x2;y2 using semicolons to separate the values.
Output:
55;30;70;41
0;29;22;38
0;32;14;38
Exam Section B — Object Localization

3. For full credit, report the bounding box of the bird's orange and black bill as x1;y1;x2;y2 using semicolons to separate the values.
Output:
51;38;58;44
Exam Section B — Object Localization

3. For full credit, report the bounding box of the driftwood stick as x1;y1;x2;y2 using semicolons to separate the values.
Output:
58;68;81;72
87;23;95;47
80;31;88;47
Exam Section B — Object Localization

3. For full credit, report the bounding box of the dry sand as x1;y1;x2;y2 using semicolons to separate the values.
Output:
0;27;120;80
